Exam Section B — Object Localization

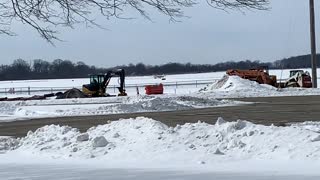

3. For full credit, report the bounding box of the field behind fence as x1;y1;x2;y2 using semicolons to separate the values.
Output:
0;79;218;96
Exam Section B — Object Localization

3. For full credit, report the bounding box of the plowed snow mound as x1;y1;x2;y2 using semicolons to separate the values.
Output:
206;75;276;92
200;75;320;98
3;117;320;165
0;95;237;121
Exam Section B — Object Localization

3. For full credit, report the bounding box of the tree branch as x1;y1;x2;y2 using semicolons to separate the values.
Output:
0;0;269;44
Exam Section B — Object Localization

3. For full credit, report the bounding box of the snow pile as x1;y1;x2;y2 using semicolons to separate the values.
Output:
205;75;276;92
0;95;237;122
101;96;234;113
201;75;320;98
4;117;320;165
0;137;19;153
291;121;320;133
0;102;18;116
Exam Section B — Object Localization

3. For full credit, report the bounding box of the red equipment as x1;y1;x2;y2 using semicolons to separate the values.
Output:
145;84;164;95
226;67;277;86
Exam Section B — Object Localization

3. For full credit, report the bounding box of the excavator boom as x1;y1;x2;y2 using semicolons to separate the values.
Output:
102;69;126;96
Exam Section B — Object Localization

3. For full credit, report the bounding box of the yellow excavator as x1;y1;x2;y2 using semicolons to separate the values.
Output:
82;69;127;97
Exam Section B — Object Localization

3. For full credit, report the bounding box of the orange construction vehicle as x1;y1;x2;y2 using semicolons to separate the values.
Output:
226;67;277;86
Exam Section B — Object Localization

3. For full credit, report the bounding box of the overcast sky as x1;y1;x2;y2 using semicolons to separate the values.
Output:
1;0;320;67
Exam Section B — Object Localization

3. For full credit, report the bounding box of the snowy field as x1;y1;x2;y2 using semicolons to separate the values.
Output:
1;69;320;179
0;68;320;122
0;72;220;96
0;68;319;96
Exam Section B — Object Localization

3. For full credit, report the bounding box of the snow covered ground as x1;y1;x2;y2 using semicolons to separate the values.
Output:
0;72;219;97
1;117;320;179
0;163;318;180
1;69;320;179
0;95;240;122
1;69;320;122
0;72;222;89
2;164;319;180
0;68;319;96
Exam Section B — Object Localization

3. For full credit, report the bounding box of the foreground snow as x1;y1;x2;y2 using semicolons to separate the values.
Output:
0;163;318;180
1;117;320;177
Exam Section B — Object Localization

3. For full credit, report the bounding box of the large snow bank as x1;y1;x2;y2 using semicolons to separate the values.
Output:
201;75;320;98
206;75;276;92
2;117;320;166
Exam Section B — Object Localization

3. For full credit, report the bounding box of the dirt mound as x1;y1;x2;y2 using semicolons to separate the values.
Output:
56;88;88;99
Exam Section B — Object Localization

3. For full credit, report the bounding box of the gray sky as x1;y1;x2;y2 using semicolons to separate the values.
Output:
1;0;320;67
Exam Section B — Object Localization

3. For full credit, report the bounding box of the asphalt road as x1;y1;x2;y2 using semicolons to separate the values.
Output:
1;95;320;137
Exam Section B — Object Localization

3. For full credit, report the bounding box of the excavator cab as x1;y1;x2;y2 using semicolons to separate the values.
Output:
90;75;104;85
82;69;127;97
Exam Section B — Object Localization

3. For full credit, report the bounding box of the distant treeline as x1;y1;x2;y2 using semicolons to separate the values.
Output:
0;55;319;80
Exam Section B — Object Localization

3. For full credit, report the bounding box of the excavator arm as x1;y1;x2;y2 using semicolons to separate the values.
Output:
102;69;127;96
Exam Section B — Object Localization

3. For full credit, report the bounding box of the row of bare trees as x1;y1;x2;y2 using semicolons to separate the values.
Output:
0;55;317;80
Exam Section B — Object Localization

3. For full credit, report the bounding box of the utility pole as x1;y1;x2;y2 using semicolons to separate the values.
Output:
309;0;317;88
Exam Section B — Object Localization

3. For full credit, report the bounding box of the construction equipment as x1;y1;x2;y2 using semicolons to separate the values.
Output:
82;69;127;97
145;84;164;95
284;70;312;88
226;67;277;86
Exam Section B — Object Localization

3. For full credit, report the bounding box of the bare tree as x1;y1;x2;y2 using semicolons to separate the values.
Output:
0;0;269;43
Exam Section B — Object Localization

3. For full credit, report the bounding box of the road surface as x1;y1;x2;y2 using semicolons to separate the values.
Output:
1;95;320;137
